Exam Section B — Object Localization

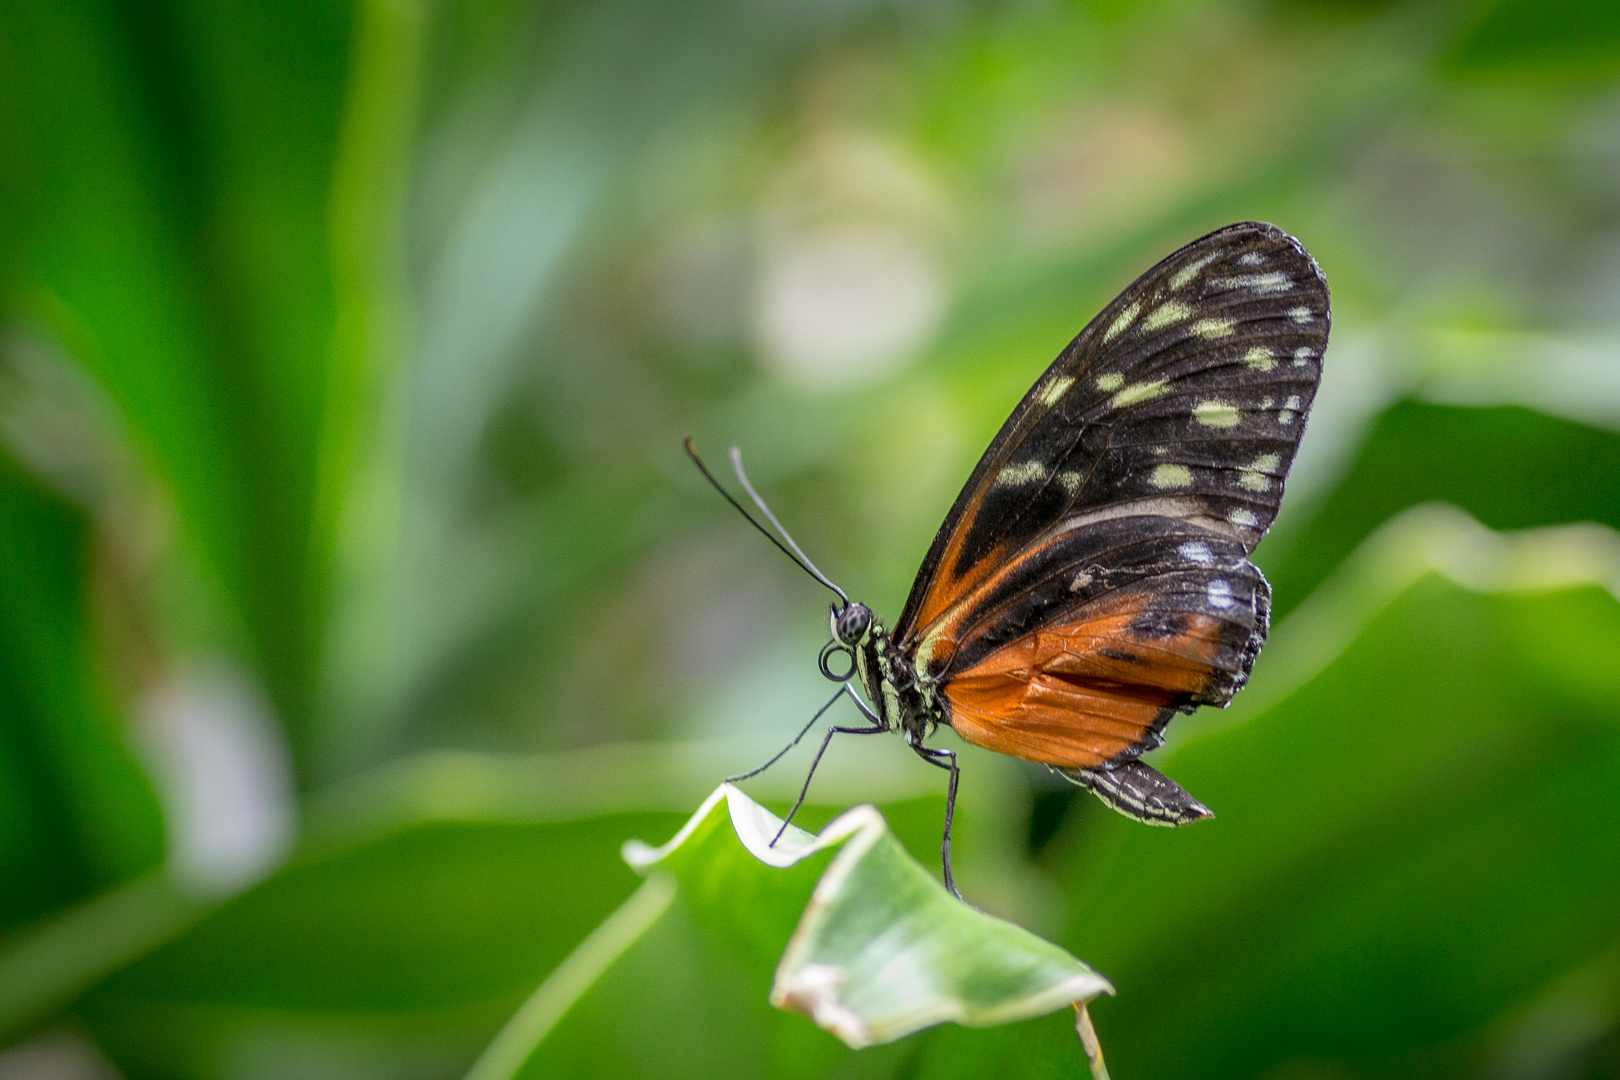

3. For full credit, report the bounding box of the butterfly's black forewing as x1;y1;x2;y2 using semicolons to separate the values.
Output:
895;222;1327;651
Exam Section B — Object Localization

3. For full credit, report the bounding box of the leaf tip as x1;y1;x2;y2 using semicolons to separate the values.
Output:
770;962;875;1049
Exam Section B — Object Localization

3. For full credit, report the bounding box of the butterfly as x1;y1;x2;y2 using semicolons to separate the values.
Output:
689;221;1329;898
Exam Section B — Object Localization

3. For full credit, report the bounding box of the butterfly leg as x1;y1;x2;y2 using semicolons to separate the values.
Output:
727;686;846;784
771;719;887;847
912;745;964;901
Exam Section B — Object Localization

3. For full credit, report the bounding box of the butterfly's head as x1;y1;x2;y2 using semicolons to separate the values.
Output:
831;602;873;646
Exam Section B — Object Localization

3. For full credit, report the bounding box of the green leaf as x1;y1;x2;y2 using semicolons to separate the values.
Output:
0;447;164;930
1446;0;1620;70
476;783;1109;1080
645;785;1111;1048
0;0;373;764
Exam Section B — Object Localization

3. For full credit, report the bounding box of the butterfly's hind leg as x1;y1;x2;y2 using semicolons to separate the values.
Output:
1056;760;1214;826
913;745;965;901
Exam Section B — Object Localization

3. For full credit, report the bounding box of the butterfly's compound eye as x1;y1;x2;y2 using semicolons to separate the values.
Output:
833;603;872;645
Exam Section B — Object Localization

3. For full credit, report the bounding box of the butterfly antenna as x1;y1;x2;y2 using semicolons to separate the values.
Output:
726;445;849;605
684;438;850;606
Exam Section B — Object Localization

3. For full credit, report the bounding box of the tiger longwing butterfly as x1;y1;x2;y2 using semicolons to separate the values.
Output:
689;221;1328;899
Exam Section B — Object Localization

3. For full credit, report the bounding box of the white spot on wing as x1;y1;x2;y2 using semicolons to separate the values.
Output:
1279;393;1303;427
1238;271;1293;294
1293;347;1314;366
1238;252;1264;267
1178;541;1213;564
1037;375;1075;406
1243;346;1275;371
1103;301;1140;343
1069;569;1093;592
1052;497;1240;541
1207;579;1235;609
1112;380;1167;408
1141;301;1192;332
1150;463;1193;489
1096;372;1124;391
1288;306;1313;324
1193;399;1240;428
997;460;1049;486
1228;507;1260;528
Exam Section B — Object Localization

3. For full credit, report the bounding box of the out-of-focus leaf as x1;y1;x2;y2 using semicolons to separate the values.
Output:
0;0;359;764
0;448;164;930
1259;401;1620;619
482;784;1106;1080
1031;514;1620;1080
0;871;206;1047
1446;0;1620;70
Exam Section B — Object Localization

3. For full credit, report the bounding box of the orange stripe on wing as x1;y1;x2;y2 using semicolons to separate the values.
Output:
909;482;1005;635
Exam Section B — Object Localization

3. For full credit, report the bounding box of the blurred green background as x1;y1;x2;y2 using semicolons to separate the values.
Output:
4;0;1620;1076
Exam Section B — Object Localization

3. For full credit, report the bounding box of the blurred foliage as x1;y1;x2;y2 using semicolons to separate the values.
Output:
4;0;1620;1076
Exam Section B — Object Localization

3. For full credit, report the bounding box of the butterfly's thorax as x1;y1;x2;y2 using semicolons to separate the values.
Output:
856;620;942;747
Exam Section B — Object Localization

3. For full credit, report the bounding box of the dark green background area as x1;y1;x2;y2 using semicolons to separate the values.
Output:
4;0;1620;1076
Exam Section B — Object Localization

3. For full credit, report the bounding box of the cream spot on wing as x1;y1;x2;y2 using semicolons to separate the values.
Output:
1058;471;1084;494
1178;540;1213;564
1069;569;1094;592
1112;380;1167;408
1037;374;1075;406
1288;306;1313;324
1243;346;1275;371
1237;469;1270;492
1141;301;1192;332
1252;453;1281;473
1152;446;1169;455
1293;347;1314;366
1261;396;1274;409
1193;399;1241;428
1150;464;1193;489
997;460;1049;486
1170;251;1223;290
1191;317;1235;339
1103;302;1140;344
1228;507;1260;528
1238;251;1265;267
1207;579;1235;609
1278;393;1303;427
1096;372;1124;391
